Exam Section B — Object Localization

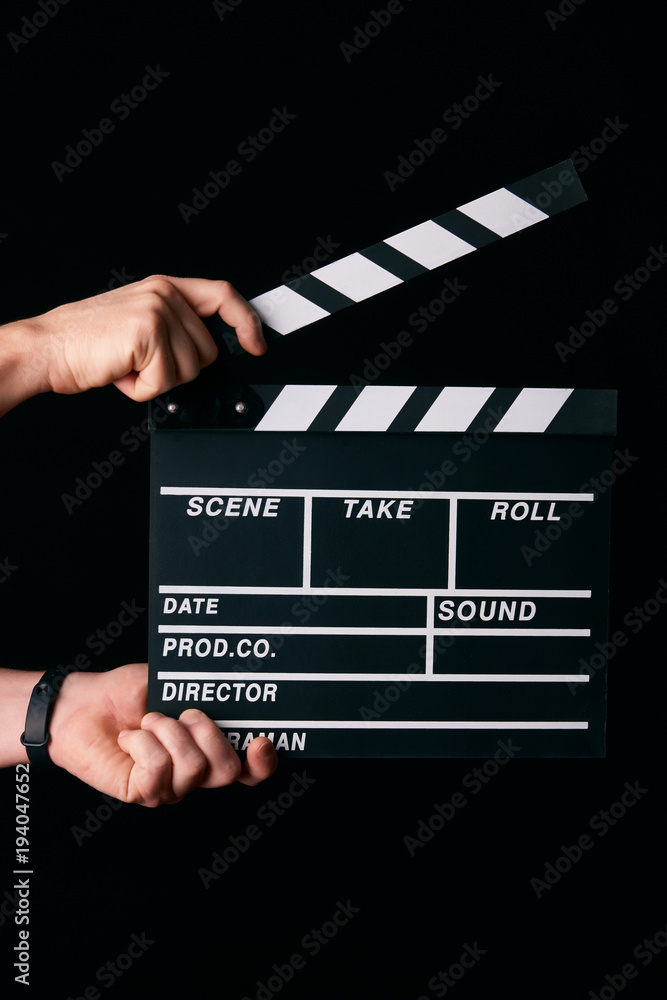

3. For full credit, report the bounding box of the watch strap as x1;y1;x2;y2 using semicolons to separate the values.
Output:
20;667;72;767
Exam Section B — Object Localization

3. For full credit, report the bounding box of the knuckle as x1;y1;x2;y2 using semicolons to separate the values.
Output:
145;311;171;344
183;747;208;781
140;792;169;809
217;753;242;784
216;278;236;300
142;711;165;727
143;274;177;298
145;745;171;773
127;784;165;808
197;718;224;746
180;350;201;381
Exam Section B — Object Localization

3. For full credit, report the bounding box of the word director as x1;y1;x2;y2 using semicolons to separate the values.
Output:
162;681;277;703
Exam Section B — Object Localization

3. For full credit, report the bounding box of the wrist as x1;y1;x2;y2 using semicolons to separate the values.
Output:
0;670;42;766
46;670;89;771
0;315;51;415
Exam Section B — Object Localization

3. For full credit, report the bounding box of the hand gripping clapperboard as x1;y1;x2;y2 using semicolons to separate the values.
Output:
147;160;615;758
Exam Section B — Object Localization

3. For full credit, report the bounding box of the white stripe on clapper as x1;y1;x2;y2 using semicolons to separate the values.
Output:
248;285;329;336
384;220;476;269
335;386;417;431
494;388;575;433
415;386;496;432
457;187;549;236
311;252;402;301
254;384;336;431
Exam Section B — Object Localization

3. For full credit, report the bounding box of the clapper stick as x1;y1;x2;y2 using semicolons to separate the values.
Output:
245;159;586;338
162;160;587;427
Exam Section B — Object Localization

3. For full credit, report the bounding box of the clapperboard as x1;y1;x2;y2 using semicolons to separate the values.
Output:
147;161;616;758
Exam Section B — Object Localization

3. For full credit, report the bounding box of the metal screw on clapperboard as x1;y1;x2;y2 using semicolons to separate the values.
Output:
150;314;267;431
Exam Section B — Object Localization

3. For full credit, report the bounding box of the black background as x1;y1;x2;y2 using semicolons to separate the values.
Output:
0;1;664;997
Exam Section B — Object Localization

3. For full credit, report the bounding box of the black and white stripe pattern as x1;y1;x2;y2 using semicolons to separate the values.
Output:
252;386;616;434
249;160;587;336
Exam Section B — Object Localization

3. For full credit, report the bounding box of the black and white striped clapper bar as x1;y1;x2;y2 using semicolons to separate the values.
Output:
147;162;616;758
247;159;587;338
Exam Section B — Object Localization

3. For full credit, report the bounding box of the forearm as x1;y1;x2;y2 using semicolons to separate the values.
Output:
0;318;50;416
0;669;42;766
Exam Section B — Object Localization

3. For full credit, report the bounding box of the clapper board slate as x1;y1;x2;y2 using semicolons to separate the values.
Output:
146;161;615;757
147;385;616;758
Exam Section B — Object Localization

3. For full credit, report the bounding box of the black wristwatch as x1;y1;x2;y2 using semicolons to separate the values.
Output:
20;667;73;766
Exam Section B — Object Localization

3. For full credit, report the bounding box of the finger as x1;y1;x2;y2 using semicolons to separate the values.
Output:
236;737;278;787
162;276;267;356
146;284;220;370
139;712;211;800
178;709;243;787
112;371;144;400
116;727;177;807
113;305;206;401
112;302;179;400
160;321;204;387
